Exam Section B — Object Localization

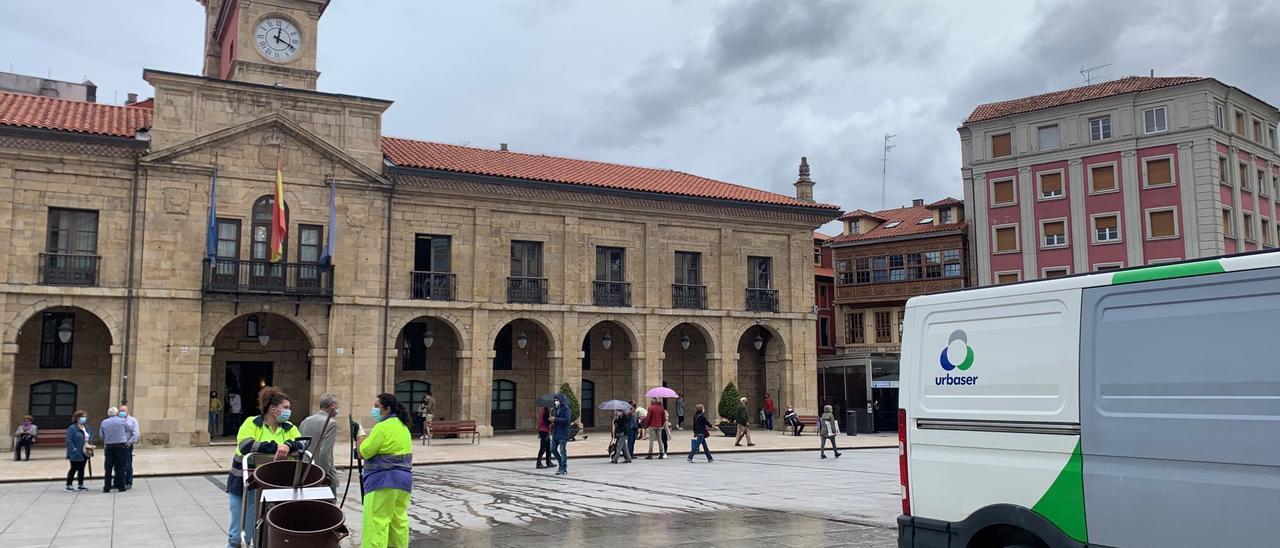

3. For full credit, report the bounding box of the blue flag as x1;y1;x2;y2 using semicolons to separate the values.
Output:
321;174;336;265
206;166;219;265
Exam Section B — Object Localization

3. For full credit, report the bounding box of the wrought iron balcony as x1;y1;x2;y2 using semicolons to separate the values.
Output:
202;258;332;298
671;284;707;309
507;276;548;304
593;281;631;307
411;271;456;300
39;253;100;286
745;288;779;312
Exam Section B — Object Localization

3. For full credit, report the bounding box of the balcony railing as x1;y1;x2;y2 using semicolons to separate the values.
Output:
202;258;333;298
745;288;779;312
593;281;631;307
507;276;548;304
411;271;456;300
671;284;707;309
39;253;100;286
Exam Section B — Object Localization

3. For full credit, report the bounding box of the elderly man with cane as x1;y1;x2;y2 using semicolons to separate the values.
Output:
299;393;341;497
99;406;133;493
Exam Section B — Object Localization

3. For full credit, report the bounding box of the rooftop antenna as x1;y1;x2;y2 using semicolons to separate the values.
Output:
1080;63;1113;84
881;133;896;210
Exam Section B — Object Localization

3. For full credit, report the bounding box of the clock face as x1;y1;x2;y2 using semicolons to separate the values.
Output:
254;18;302;62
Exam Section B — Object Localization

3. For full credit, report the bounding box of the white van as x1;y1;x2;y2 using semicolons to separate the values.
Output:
896;251;1280;548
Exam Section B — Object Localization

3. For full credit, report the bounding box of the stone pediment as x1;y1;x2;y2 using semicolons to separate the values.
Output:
142;112;388;187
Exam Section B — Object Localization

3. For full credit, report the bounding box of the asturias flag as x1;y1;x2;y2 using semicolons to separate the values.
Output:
270;160;286;262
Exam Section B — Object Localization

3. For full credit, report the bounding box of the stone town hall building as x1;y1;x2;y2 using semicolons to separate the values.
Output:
0;0;839;446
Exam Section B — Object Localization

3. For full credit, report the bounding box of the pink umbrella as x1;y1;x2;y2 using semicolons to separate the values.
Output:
645;387;679;398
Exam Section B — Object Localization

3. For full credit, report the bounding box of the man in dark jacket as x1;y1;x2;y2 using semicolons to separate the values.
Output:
645;400;667;459
549;393;572;475
734;397;755;447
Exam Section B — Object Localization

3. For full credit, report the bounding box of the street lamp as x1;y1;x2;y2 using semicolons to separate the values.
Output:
56;319;73;344
516;332;529;349
601;331;612;350
422;326;435;349
753;331;764;351
679;333;691;351
257;328;271;347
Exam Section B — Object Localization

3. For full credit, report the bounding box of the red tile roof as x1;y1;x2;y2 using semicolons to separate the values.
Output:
0;90;152;138
838;208;885;221
964;76;1206;124
926;197;962;209
827;204;966;245
383;137;839;209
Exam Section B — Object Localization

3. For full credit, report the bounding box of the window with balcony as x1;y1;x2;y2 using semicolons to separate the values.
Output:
1037;124;1060;150
874;311;892;343
846;312;865;344
412;234;454;300
1142;106;1167;134
1093;215;1120;243
1089;115;1111;141
1039;171;1064;199
994;225;1019;253
509;240;546;304
594;246;630;307
991;178;1016;206
672;251;705;309
746;256;778;312
1041;220;1066;248
297;225;323;290
40;312;74;369
43;208;99;286
1089;164;1116;193
991;132;1012;158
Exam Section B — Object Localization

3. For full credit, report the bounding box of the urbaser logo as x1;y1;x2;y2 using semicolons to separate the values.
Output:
936;329;978;386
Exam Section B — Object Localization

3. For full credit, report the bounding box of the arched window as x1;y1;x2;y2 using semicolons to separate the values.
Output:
250;195;288;263
245;315;260;339
395;380;431;412
30;380;77;425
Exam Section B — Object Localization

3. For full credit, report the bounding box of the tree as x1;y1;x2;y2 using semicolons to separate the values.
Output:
558;383;581;423
717;382;742;423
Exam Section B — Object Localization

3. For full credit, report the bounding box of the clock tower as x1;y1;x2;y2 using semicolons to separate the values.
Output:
199;0;328;90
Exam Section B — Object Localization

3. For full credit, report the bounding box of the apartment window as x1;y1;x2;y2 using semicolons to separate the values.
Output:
747;256;772;289
298;225;322;264
874;311;892;343
1147;209;1178;239
1089;164;1116;193
1041;220;1067;248
995;271;1020;284
1262;219;1272;246
1239;163;1249;190
40;312;75;369
1258;169;1268;195
596;246;626;282
251;196;287;263
1043;267;1069;278
215;219;240;260
1253;120;1263;143
1039;171;1064;199
47;208;98;257
1273;175;1279;197
1094;263;1123;272
1243;213;1254;241
1093;215;1120;243
991;133;1012;158
836;259;853;285
510;241;543;277
852;250;963;284
1143;106;1167;134
991;178;1016;205
415;234;451;273
818;284;827;307
1218;157;1229;185
1144;157;1173;188
674;251;701;285
819;317;831;347
813;246;822;265
994;225;1019;253
846;313;865;344
1222;208;1233;237
1038;125;1060;150
1234;111;1245;135
939;208;952;223
1089;115;1111;141
1270;126;1278;150
1214;103;1225;129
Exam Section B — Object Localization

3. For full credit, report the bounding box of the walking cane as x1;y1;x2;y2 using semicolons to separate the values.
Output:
292;408;336;488
339;415;363;508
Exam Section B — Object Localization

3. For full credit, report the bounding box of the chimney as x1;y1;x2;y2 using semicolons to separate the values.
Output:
125;92;138;105
499;143;508;152
794;156;815;202
912;198;924;207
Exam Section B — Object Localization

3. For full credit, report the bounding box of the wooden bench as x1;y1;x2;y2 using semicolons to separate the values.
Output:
34;432;65;448
423;420;478;445
780;415;820;435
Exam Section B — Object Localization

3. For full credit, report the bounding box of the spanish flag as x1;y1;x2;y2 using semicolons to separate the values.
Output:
270;159;286;262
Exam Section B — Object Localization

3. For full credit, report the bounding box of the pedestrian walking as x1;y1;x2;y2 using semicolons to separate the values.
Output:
228;391;243;431
535;406;554;469
819;404;842;459
783;405;804;436
359;393;413;548
225;386;301;548
299;393;342;497
209;391;223;437
763;393;776;431
675;396;686;430
99;407;132;493
686;404;713;462
119;405;139;489
417;392;435;440
13;415;37;461
734;397;754;447
645;399;667;459
609;410;632;463
64;410;92;491
625;405;639;457
548;393;572;475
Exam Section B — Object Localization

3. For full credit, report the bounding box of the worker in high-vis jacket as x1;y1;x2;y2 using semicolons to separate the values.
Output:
226;386;301;548
358;392;413;548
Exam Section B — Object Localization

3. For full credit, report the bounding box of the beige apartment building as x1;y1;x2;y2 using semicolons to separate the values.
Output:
0;0;839;447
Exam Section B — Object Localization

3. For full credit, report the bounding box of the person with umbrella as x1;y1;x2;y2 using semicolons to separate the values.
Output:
534;394;555;470
599;400;632;464
549;393;572;475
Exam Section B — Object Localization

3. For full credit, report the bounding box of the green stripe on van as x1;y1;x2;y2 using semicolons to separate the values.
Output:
1110;259;1225;285
1031;441;1088;543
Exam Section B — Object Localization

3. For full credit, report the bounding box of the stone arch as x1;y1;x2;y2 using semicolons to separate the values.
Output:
9;305;118;433
657;317;719;355
201;306;324;349
392;313;466;433
208;311;315;435
485;313;559;353
730;319;788;358
6;300;121;346
388;309;471;352
575;314;643;354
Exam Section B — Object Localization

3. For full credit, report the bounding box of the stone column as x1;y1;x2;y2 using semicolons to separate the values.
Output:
706;353;728;421
631;351;661;403
0;343;17;451
465;350;495;436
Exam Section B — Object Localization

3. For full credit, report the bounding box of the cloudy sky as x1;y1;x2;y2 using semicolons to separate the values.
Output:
3;1;1277;232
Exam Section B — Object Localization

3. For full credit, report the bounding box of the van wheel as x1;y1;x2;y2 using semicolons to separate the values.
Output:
968;525;1048;548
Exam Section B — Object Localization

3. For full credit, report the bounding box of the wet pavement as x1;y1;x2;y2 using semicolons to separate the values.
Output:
0;448;899;547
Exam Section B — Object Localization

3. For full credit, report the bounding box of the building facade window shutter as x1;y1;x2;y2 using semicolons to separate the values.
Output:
1090;165;1115;192
1040;172;1063;197
991;133;1012;157
992;180;1015;204
1149;211;1176;238
1146;159;1172;186
995;226;1017;251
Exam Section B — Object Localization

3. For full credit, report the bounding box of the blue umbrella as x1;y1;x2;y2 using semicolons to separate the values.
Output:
598;399;631;411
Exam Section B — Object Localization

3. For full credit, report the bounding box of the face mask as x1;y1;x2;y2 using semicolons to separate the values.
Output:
78;417;88;425
371;407;382;420
279;409;292;422
118;412;127;418
553;400;561;407
22;420;30;426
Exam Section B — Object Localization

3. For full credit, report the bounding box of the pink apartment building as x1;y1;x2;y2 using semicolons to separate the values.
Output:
959;76;1280;284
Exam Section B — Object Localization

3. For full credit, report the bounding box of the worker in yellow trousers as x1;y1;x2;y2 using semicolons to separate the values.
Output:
359;393;413;548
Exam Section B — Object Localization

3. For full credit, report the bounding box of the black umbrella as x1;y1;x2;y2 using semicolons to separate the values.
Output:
535;393;557;408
